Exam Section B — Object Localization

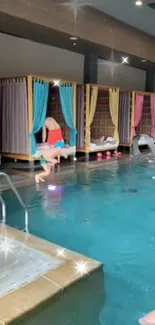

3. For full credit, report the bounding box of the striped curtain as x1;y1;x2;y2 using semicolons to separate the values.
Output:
109;88;119;143
76;85;84;148
119;92;131;144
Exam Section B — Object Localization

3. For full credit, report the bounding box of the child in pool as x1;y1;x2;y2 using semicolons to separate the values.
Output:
35;147;68;183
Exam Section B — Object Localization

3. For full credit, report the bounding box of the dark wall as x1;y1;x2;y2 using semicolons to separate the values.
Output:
0;0;155;62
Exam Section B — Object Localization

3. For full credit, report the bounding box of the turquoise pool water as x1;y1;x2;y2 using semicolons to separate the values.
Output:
2;158;155;324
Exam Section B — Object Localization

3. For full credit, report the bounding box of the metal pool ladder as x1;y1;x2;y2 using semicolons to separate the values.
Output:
0;172;29;233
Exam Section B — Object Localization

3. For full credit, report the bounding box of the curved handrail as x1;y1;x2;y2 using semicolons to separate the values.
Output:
131;134;155;157
0;172;29;233
0;195;6;223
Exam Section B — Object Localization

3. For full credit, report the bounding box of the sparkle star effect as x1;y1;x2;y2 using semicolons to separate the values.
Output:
0;224;29;268
56;248;66;257
97;50;119;86
0;236;16;262
121;57;129;64
60;0;92;23
53;79;61;87
74;260;89;275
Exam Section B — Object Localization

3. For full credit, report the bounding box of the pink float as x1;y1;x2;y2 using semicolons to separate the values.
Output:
113;152;123;158
97;152;103;162
139;310;155;324
106;151;111;160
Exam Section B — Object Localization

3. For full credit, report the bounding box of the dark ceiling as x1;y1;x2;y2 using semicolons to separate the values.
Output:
94;0;155;37
0;11;155;72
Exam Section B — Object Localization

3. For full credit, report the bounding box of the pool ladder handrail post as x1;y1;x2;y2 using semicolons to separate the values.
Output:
0;172;29;233
0;194;6;223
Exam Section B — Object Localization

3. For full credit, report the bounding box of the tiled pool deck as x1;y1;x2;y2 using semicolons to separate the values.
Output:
0;225;102;325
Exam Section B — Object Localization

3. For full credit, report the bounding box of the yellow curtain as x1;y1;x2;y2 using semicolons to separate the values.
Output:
109;88;119;143
86;86;98;148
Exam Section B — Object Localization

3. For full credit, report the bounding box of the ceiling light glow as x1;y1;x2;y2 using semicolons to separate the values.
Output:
135;0;143;6
70;36;78;40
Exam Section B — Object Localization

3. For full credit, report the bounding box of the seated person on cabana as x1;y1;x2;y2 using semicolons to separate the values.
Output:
35;146;68;183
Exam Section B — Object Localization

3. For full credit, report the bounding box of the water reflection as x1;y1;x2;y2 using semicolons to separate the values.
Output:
36;184;64;218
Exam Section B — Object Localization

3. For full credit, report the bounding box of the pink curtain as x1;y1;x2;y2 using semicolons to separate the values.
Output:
131;94;144;140
151;95;155;139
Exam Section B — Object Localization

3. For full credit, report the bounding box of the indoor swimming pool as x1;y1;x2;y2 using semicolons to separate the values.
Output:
2;157;155;325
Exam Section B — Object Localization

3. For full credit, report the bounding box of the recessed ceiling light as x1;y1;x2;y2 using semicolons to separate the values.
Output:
73;42;76;46
70;36;78;40
141;59;147;62
135;0;143;6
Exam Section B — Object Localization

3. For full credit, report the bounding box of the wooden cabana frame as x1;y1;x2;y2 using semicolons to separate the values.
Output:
119;90;154;147
76;83;119;158
0;75;76;162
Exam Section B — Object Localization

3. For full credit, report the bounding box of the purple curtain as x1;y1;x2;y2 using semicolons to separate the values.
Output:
76;85;84;148
1;78;29;154
0;82;2;152
119;92;131;144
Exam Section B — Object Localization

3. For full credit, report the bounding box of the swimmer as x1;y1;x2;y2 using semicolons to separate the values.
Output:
139;310;155;324
35;156;57;184
35;147;69;183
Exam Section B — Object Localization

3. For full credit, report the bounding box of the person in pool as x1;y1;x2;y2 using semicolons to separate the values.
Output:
42;117;65;151
35;147;68;183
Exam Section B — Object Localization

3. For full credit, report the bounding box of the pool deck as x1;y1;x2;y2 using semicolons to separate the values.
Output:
0;225;103;325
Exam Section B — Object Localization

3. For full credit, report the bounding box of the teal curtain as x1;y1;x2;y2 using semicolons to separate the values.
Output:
59;84;76;146
29;81;49;155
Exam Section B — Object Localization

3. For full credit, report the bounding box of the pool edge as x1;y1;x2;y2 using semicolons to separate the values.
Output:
0;226;103;325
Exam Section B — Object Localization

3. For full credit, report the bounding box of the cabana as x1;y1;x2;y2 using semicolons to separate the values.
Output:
119;90;155;147
76;84;119;158
0;75;76;163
